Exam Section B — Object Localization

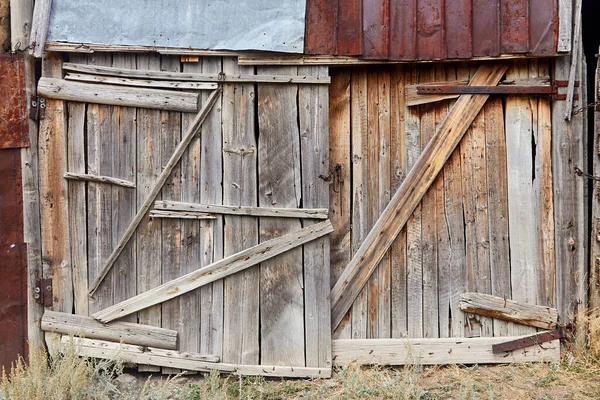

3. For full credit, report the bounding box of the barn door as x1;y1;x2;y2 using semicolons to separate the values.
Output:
39;53;332;377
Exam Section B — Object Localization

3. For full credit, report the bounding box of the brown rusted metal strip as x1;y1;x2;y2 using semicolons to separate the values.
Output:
362;0;389;59
0;149;24;244
445;0;472;59
500;0;530;53
337;0;362;55
492;328;565;354
0;54;29;149
417;0;444;59
473;0;501;57
389;0;417;60
529;0;558;56
417;85;554;95
304;0;338;55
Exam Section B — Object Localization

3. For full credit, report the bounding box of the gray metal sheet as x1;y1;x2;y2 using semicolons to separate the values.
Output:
47;0;306;53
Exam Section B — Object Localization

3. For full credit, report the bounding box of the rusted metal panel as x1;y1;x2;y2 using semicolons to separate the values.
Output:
500;0;530;53
445;0;472;59
305;0;559;61
529;0;559;56
416;0;445;60
389;0;416;60
472;0;501;57
0;149;24;245
337;0;362;55
304;0;338;55
0;53;29;149
0;242;27;370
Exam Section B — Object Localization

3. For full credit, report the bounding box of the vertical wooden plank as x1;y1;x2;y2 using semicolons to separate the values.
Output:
366;70;379;338
222;57;259;364
500;0;530;54
591;53;600;311
553;52;586;321
417;0;445;60
461;106;492;338
445;0;473;59
350;68;368;339
111;54;137;322
377;70;391;339
557;0;573;52
484;97;512;337
135;54;162;371
505;60;537;335
389;0;417;60
67;97;88;316
199;57;224;358
39;53;72;314
86;53;113;316
304;0;338;55
419;66;439;339
529;0;558;56
363;0;389;59
159;55;182;375
257;66;304;366
329;69;352;340
472;0;500;57
405;66;422;339
390;65;408;338
179;59;202;357
337;0;362;56
299;65;331;368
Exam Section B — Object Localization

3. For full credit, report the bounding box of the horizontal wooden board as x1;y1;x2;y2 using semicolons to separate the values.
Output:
65;73;219;90
155;200;329;219
332;337;560;365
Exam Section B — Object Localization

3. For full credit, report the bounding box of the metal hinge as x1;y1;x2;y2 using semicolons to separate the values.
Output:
29;96;46;121
416;80;579;101
34;278;53;307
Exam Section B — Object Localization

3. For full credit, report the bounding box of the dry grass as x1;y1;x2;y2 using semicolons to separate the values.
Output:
5;313;600;399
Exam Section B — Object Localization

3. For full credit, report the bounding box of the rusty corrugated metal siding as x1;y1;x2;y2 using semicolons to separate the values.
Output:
305;0;558;60
0;54;29;149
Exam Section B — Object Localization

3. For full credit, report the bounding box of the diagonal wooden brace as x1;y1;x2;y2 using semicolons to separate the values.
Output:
330;63;509;330
88;88;222;296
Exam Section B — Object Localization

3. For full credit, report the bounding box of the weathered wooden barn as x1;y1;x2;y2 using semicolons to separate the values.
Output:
0;0;596;377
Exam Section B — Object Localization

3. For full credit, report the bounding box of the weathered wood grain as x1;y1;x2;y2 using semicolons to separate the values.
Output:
222;57;259;365
459;292;559;329
88;88;221;296
154;201;328;219
62;63;332;84
65;73;218;90
332;337;560;366
29;0;51;57
330;63;509;330
64;337;331;378
299;65;331;368
93;220;334;323
257;66;304;366
64;172;136;188
42;311;178;349
557;0;573;52
38;78;200;112
149;210;214;220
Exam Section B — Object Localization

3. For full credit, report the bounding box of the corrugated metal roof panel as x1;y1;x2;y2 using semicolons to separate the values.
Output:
305;0;559;60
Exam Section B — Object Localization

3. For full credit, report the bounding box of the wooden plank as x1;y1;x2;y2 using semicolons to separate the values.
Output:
389;0;417;60
88;88;221;296
299;65;331;368
484;97;512;337
362;0;388;59
329;69;352;340
29;0;51;57
405;66;423;339
330;63;509;330
64;172;135;188
557;0;573;52
10;0;33;51
62;63;331;84
38;78;200;112
39;52;73;313
155;200;328;219
199;56;224;358
459;292;559;329
257;66;304;366
41;311;178;349
565;0;583;121
93;220;334;323
417;0;445;59
157;53;183;376
331;337;560;366
390;65;407;339
221;57;259;365
591;53;600;311
149;210;214;220
64;337;331;378
505;60;538;336
66;100;88;316
500;0;530;54
65;73;218;90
